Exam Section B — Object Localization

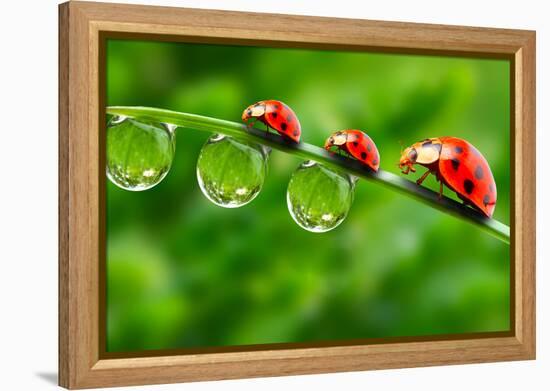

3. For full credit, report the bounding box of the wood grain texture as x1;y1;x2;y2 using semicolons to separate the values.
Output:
58;3;70;387
514;34;536;354
58;1;536;389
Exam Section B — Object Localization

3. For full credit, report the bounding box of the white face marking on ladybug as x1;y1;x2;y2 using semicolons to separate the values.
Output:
249;103;265;117
330;132;348;146
400;139;444;174
242;102;266;121
324;131;348;150
415;145;440;164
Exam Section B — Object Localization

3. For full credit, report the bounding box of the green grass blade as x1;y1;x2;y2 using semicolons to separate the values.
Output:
106;106;511;244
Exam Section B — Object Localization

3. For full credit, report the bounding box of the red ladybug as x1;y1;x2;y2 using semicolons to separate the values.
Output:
241;100;301;143
324;130;380;172
399;137;497;217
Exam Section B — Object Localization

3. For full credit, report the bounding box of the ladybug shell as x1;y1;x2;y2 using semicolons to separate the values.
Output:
257;100;301;142
331;130;380;172
437;137;497;217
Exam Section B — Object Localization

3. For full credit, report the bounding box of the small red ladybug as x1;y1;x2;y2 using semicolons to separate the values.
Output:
324;130;380;172
399;137;497;217
242;100;301;143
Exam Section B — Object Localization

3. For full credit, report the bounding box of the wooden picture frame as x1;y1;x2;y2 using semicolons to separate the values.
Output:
59;1;536;389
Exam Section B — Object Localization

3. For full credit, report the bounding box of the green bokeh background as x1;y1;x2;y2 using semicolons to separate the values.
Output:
106;39;510;353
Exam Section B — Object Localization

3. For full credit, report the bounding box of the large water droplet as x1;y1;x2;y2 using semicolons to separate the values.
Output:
287;161;355;233
106;117;176;191
196;135;269;208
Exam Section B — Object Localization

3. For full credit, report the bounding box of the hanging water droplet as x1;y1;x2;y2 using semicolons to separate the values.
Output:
287;161;355;233
106;116;176;191
196;135;269;208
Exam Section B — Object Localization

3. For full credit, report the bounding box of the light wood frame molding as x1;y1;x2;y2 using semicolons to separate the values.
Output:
59;1;536;389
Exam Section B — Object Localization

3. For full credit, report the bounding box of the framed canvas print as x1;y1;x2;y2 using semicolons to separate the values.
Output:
58;1;536;389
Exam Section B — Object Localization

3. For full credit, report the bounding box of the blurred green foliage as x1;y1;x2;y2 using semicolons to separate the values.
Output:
106;39;510;353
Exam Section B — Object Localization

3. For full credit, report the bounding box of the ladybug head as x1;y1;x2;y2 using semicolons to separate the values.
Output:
242;102;266;122
324;131;347;150
399;146;418;174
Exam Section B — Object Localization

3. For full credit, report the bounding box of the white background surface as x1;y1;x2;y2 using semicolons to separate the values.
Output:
0;0;547;389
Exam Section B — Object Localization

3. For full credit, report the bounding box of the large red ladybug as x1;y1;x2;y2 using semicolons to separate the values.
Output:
241;100;301;143
399;137;497;217
324;130;380;172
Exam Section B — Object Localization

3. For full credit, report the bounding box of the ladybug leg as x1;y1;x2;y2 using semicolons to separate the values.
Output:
416;170;431;186
401;163;414;174
331;147;346;158
406;164;416;174
333;146;344;157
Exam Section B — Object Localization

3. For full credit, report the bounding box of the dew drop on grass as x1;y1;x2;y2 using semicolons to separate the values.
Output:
196;135;269;208
106;116;176;191
287;161;355;233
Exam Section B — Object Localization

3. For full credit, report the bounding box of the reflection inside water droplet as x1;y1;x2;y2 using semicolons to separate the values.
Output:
110;115;127;125
196;135;269;208
287;161;355;233
106;116;176;191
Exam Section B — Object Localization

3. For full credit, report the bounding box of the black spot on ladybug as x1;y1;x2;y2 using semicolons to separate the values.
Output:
483;194;490;205
454;146;463;154
274;104;280;109
360;152;367;160
280;122;288;131
293;130;299;137
353;142;359;147
451;158;460;171
475;165;484;180
367;144;372;152
372;159;378;166
287;115;293;122
464;179;474;194
271;112;278;118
